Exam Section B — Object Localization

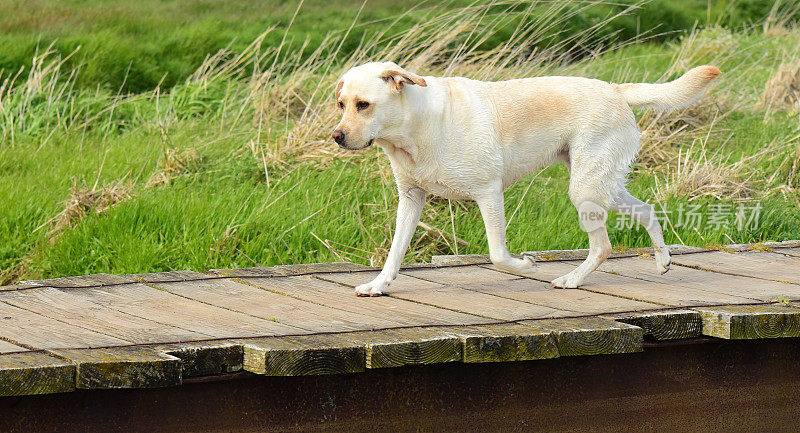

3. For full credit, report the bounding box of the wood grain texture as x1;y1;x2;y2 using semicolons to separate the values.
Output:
209;262;373;278
0;300;128;349
448;323;558;363
150;273;399;333
50;346;182;389
0;287;209;343
520;317;643;356
0;340;29;354
601;310;702;340
330;270;571;320
693;304;800;339
153;341;243;377
65;281;301;338
0;351;75;396
356;328;462;369
597;256;793;303
243;335;365;376
533;260;757;307
672;251;800;285
15;273;132;289
773;247;800;258
244;275;488;326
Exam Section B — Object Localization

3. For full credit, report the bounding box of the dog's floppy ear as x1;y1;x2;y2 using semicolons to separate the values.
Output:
380;64;427;91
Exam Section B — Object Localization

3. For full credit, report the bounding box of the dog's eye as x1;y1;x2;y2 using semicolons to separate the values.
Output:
356;101;370;111
338;101;344;110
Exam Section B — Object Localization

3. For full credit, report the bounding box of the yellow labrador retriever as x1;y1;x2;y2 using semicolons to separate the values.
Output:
332;62;720;296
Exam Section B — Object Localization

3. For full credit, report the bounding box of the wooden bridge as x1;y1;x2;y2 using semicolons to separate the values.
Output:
2;240;800;431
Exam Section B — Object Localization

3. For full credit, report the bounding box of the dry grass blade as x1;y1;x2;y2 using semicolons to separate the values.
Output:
49;178;134;241
762;61;800;112
655;142;757;202
146;148;203;187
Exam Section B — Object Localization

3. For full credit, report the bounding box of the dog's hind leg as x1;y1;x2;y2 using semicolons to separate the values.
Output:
610;188;670;274
475;182;537;276
551;129;636;288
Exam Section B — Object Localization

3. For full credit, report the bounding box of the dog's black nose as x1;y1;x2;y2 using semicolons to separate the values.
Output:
332;130;345;146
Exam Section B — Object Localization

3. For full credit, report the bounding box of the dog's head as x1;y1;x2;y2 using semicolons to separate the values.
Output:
331;61;427;150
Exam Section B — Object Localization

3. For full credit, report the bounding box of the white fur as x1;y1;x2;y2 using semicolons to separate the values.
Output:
332;62;720;296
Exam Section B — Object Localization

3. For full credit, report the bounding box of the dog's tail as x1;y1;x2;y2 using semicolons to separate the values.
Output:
613;66;721;111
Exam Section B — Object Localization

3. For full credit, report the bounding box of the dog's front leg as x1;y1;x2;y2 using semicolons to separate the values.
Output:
475;185;536;277
355;185;426;297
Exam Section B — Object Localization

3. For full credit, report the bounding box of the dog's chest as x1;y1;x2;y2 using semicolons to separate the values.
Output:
391;157;475;200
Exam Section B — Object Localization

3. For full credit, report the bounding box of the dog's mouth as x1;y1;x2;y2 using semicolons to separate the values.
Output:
367;138;374;147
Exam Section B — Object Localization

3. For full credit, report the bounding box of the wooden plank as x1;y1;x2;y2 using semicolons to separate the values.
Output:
601;309;703;340
0;351;75;396
352;328;462;369
17;273;132;289
0;340;29;354
519;317;643;357
209;262;372;278
61;282;302;338
409;263;662;314
50;346;182;389
671;251;800;285
448;323;558;363
124;270;219;283
693;304;800;339
0;287;211;344
530;260;757;307
773;247;800;258
328;269;573;321
148;273;401;333
246;275;491;327
598;255;799;302
153;341;243;378
243;334;366;376
0;301;128;349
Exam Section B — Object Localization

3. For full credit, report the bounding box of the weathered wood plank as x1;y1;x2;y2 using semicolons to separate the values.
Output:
0;351;75;396
209;262;372;278
124;270;219;283
247;275;492;326
50;346;182;389
408;262;662;314
693;304;800;339
528;260;755;307
353;328;462;369
0;301;128;349
773;247;800;258
671;251;800;285
16;273;132;289
430;244;709;266
243;335;366;376
0;340;29;354
598;255;799;302
519;317;643;356
148;272;400;333
62;282;302;338
329;270;573;321
0;287;210;343
153;341;243;377
448;323;558;363
601;309;703;340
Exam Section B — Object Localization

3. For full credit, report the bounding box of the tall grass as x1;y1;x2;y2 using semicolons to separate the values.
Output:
1;0;799;283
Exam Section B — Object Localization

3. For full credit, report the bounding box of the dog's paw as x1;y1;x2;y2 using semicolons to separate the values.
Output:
551;273;580;289
355;274;392;297
493;255;537;277
655;247;671;275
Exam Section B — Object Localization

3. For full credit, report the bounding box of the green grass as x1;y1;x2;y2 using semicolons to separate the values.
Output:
0;0;782;93
1;1;799;282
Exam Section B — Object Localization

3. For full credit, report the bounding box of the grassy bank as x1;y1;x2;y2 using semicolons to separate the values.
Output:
1;0;799;282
